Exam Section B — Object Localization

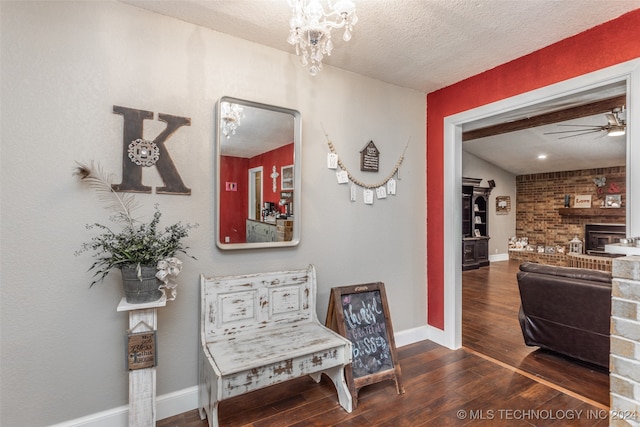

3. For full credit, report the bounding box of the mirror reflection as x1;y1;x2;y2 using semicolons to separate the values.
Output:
216;96;301;249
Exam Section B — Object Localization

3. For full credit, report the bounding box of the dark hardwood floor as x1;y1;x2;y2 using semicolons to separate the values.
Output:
462;259;609;407
159;260;609;426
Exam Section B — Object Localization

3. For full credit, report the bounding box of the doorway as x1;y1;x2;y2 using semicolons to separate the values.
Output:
249;166;263;221
440;58;640;349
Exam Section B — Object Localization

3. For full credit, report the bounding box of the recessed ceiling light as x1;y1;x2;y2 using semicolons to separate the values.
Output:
537;154;547;159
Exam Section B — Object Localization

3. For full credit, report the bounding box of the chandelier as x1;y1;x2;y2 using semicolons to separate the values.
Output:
220;102;244;139
287;0;358;76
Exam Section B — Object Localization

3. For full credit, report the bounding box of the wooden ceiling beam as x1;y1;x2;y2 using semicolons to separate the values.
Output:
462;95;626;141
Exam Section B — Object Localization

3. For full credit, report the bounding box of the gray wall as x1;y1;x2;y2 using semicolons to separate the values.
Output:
0;2;426;425
462;151;516;257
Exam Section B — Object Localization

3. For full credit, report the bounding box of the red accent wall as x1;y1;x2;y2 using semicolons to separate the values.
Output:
426;10;640;329
219;143;294;244
249;143;294;215
219;155;249;243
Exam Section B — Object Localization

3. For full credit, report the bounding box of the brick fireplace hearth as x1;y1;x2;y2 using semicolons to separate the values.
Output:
510;166;626;268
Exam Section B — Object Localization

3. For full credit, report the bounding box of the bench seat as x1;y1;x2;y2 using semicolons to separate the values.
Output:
206;322;349;376
199;265;353;427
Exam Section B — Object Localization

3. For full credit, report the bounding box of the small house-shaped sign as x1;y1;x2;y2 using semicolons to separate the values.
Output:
360;140;380;172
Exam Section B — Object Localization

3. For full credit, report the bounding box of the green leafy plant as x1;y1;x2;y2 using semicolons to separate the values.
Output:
74;162;197;287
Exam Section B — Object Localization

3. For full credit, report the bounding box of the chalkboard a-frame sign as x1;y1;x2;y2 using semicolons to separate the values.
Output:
325;282;404;407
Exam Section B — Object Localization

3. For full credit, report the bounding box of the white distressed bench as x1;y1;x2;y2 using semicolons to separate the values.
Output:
198;265;353;427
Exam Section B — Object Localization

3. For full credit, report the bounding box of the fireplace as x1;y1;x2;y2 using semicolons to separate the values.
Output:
585;223;626;255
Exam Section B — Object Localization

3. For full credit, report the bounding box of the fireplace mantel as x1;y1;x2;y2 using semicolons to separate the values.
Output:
558;208;625;218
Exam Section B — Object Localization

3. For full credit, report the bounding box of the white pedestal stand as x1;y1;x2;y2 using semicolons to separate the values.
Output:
117;295;166;427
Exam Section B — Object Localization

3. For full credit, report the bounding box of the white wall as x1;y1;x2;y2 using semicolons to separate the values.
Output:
462;151;516;257
0;2;426;425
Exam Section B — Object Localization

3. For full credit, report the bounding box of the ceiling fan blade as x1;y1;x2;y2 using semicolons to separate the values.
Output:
556;129;605;139
553;124;604;128
543;128;602;135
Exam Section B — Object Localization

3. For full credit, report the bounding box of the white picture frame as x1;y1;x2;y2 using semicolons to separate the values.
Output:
281;164;294;190
574;194;592;208
605;194;622;208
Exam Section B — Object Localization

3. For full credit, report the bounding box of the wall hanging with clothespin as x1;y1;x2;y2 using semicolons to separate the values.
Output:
323;125;409;205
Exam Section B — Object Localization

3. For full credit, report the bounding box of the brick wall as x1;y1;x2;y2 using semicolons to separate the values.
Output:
508;250;568;266
515;166;626;250
611;256;640;425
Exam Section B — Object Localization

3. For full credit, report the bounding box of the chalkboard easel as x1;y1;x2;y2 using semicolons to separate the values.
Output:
326;282;404;408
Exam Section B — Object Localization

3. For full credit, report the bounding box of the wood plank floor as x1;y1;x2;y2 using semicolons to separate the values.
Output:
159;260;610;426
462;260;609;407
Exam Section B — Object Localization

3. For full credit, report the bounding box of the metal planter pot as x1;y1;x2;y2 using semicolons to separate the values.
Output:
121;265;162;303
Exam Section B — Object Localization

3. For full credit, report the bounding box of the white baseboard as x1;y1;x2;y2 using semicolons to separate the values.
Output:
394;325;430;347
48;406;128;427
424;324;450;348
52;327;438;427
387;324;457;351
156;386;199;420
489;252;509;262
48;386;199;427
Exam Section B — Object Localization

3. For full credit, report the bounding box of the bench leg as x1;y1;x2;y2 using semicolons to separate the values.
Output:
199;384;219;427
199;352;220;427
198;366;208;421
198;351;211;421
206;401;219;427
324;366;353;413
308;372;322;383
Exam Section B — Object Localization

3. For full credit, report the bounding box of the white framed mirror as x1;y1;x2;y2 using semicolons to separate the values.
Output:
215;96;301;250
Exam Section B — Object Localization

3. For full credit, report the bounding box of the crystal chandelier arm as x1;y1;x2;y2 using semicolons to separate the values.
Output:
323;7;357;30
287;0;357;75
323;19;350;30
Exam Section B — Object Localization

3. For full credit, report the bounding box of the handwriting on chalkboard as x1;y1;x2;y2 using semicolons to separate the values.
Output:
342;290;393;378
326;282;404;407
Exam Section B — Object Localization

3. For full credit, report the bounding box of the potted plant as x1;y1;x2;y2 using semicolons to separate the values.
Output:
74;162;197;303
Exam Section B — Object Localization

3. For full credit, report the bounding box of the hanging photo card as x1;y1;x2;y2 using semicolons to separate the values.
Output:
336;170;349;184
387;178;396;195
363;189;374;204
327;153;338;169
376;186;387;199
350;185;357;202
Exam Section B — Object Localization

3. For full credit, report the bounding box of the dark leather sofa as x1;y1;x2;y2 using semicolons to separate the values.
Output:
516;262;612;369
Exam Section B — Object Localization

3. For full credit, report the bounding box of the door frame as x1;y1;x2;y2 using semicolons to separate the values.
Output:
248;166;263;221
441;58;640;348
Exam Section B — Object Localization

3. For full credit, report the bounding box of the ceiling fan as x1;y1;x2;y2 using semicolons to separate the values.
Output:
544;107;626;139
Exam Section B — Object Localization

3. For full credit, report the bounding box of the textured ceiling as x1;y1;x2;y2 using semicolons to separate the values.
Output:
121;0;639;174
121;0;640;93
462;82;627;175
465;113;627;176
